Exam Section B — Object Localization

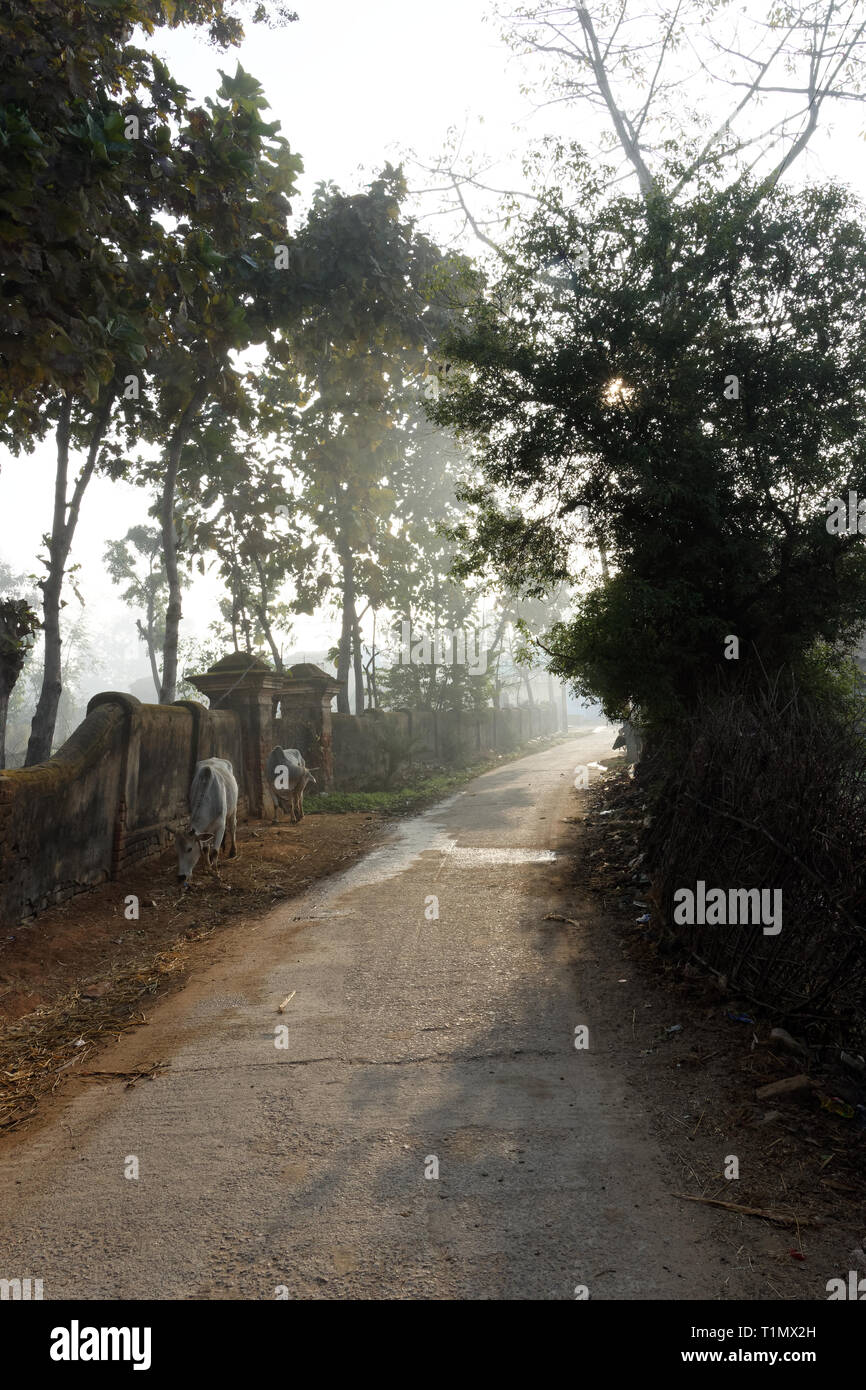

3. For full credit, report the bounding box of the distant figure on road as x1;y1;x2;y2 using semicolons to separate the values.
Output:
613;720;643;764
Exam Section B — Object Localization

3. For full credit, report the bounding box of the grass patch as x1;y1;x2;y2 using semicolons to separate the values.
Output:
304;732;575;816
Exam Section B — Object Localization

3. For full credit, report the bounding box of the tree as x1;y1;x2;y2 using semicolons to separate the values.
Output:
126;65;302;703
0;596;40;769
1;2;296;760
259;168;480;712
374;418;497;712
104;525;176;697
186;437;317;670
0;561;39;767
500;1;866;199
435;178;866;729
424;0;866;245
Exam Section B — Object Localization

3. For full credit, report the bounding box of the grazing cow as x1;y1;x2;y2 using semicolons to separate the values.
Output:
267;745;317;823
174;757;238;887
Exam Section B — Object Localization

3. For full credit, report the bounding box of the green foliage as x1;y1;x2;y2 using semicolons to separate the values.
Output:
0;0;284;432
435;176;866;728
792;640;865;719
175;634;228;702
258;168;481;708
0;598;40;677
306;767;499;816
103;524;178;694
1;0;303;749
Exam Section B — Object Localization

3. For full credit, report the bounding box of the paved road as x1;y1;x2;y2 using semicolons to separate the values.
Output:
0;733;727;1300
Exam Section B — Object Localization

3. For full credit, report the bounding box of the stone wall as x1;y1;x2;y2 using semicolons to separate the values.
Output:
327;701;562;791
0;694;245;926
0;670;563;925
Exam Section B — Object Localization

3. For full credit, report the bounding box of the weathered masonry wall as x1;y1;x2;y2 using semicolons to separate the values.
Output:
0;659;564;926
329;701;562;791
0;694;245;926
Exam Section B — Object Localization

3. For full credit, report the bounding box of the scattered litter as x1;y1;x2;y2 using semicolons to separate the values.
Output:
635;913;650;924
664;1024;683;1035
816;1092;855;1119
277;991;296;1014
788;1250;805;1261
726;1012;755;1024
543;913;581;927
755;1074;815;1102
768;1027;808;1058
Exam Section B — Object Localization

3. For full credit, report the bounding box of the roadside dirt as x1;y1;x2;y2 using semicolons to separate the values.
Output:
0;737;570;1139
0;812;387;1133
566;755;866;1299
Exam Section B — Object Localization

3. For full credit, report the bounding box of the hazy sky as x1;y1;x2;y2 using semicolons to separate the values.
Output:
2;0;865;683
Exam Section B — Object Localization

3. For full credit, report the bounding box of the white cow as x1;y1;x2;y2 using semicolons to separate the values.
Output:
267;746;317;824
174;757;239;886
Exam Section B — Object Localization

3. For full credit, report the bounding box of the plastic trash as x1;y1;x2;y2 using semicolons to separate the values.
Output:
726;1012;755;1024
817;1092;855;1119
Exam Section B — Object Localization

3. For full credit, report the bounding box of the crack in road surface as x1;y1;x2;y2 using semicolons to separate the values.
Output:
0;733;746;1300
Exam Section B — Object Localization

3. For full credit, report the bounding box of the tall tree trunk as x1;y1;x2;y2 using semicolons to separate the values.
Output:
364;657;374;709
259;612;282;671
336;544;354;714
595;532;611;582
159;385;206;704
369;610;378;709
137;617;162;699
488;611;509;710
351;606;364;714
143;553;162;698
240;599;253;655
137;583;162;698
26;392;113;764
0;685;10;769
252;555;283;672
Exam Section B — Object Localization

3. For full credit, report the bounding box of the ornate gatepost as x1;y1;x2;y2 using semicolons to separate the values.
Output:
276;663;343;789
186;654;286;819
